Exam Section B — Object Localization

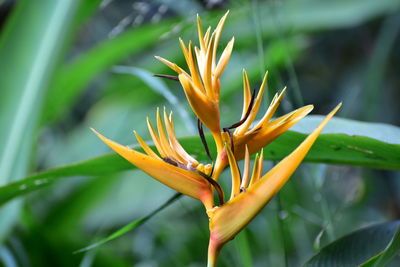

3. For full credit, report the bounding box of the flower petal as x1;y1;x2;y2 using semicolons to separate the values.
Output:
235;72;268;135
240;70;251;120
234;104;314;159
163;109;198;166
92;129;214;208
208;103;341;245
214;37;234;79
133;130;160;160
225;143;241;200
179;73;220;133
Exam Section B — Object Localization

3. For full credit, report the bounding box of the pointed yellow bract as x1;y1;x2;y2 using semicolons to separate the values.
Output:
156;11;232;152
232;71;314;159
93;11;343;267
207;104;341;263
92;109;215;210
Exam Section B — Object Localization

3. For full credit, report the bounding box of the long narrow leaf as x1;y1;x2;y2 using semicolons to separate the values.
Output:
0;0;81;241
74;193;182;253
359;227;400;267
304;221;400;266
0;117;399;207
43;19;178;123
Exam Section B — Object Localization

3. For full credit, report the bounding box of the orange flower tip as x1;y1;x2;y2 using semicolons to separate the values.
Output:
132;130;140;138
90;128;103;138
303;104;314;112
91;128;120;149
332;102;342;114
222;10;230;18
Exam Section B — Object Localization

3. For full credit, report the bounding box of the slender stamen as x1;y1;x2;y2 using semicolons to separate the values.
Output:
198;119;213;161
196;170;225;206
163;156;224;206
225;88;256;130
222;89;256;152
154;74;179;81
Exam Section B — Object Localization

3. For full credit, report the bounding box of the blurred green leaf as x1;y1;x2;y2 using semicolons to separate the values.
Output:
0;117;399;206
244;0;400;35
0;0;80;241
112;65;195;133
304;221;400;266
75;193;181;253
360;227;400;267
235;230;253;267
43;19;178;123
40;0;400;126
292;116;400;144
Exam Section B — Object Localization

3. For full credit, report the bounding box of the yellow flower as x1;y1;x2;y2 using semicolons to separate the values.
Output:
155;11;233;152
156;12;316;180
92;108;222;210
93;11;342;266
212;70;314;178
206;103;341;266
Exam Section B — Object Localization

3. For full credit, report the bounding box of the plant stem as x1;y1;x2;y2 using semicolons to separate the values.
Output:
207;238;222;267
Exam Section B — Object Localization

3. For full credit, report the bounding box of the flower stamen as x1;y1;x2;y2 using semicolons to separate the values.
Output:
153;74;179;81
222;88;256;153
198;118;213;161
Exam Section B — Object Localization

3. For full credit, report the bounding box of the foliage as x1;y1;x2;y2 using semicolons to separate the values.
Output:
0;0;399;266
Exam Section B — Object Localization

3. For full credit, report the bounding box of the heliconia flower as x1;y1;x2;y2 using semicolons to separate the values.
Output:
155;12;316;179
212;70;314;179
91;108;223;210
206;103;341;267
155;11;233;151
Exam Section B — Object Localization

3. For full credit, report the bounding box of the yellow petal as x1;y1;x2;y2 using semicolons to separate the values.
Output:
236;72;268;135
236;104;314;159
188;43;205;93
203;33;216;99
133;130;160;160
208;103;341;245
204;26;212;51
179;74;220;133
255;104;314;141
240;146;250;189
156;107;178;160
154;56;188;76
92;129;214;209
250;87;286;132
225;143;241;200
197;14;206;52
214;37;234;79
212;10;229;69
240;70;251;120
146;117;167;158
163;109;198;166
249;150;263;186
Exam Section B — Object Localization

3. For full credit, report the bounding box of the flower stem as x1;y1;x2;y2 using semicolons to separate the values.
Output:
207;238;222;267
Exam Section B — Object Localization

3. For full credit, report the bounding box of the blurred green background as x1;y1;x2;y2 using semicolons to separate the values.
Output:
0;0;399;266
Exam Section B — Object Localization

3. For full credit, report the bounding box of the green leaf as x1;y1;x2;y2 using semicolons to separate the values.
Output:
292;116;400;144
304;221;400;266
74;193;182;253
0;0;81;241
0;118;399;207
112;65;195;133
43;19;178;123
359;226;400;267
